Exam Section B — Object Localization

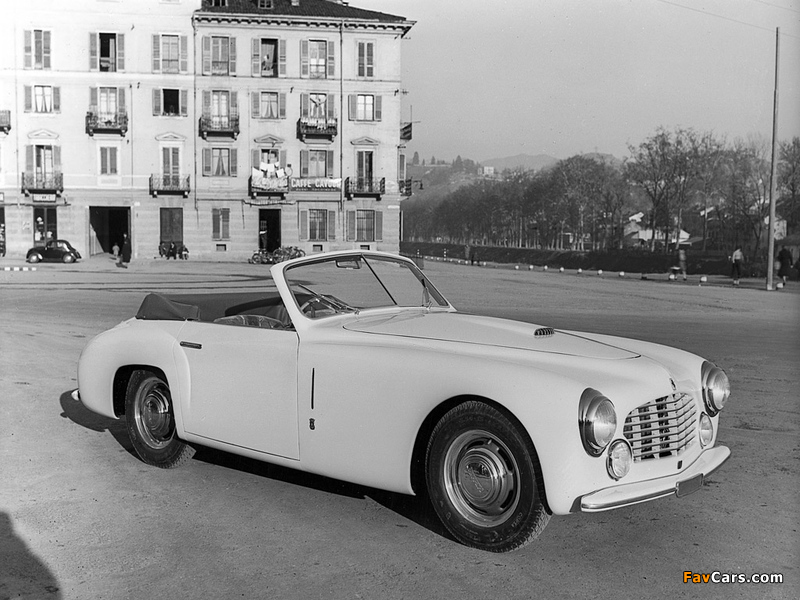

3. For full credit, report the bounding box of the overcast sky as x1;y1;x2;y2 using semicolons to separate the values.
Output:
357;0;800;163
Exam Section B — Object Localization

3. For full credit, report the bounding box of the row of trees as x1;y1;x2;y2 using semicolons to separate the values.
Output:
403;129;800;260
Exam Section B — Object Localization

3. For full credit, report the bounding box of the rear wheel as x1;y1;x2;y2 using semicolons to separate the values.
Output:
426;401;550;552
125;370;194;468
27;253;41;263
62;253;75;263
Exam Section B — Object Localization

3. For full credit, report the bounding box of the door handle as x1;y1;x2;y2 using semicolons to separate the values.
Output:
180;341;202;350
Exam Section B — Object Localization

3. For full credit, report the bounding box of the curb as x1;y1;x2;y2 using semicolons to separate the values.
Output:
3;266;37;272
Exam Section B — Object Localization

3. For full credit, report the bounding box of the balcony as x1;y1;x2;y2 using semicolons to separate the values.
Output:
199;112;239;139
22;172;64;196
0;110;11;134
345;177;385;198
400;122;413;142
249;173;290;197
297;117;338;142
150;174;191;197
85;109;129;136
399;178;413;197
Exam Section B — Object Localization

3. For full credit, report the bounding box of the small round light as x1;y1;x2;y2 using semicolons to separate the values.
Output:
607;439;632;480
579;390;617;456
699;413;713;447
702;362;730;416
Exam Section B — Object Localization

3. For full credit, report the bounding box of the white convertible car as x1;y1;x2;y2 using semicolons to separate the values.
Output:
74;250;731;552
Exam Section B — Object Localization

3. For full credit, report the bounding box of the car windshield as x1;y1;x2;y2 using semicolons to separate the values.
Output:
284;254;449;319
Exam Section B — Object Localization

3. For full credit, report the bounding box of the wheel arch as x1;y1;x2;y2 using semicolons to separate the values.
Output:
409;394;551;513
112;364;169;418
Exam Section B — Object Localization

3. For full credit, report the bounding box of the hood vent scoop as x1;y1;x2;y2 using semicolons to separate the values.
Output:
534;327;555;338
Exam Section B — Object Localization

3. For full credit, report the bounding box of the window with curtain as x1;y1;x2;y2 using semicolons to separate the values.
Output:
212;148;230;177
308;209;328;241
260;92;278;119
357;210;375;242
212;36;230;75
161;35;180;73
309;93;327;119
308;150;328;177
100;147;118;175
212;208;230;240
356;95;374;121
308;40;327;78
34;86;53;113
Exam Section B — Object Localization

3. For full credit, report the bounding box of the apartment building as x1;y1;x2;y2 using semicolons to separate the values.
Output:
0;0;414;261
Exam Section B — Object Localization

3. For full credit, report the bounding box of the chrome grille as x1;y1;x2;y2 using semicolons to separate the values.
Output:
623;393;697;462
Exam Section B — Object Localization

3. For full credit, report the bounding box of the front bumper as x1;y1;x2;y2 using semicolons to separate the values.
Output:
579;445;730;512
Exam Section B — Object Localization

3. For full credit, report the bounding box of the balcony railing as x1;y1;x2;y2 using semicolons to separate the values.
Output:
150;174;191;197
297;117;338;141
249;174;290;196
399;178;413;197
345;177;385;197
400;122;413;141
199;112;240;139
22;172;64;195
0;110;11;134
85;109;129;136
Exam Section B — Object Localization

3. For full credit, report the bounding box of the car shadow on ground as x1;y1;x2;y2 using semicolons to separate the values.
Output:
58;390;135;457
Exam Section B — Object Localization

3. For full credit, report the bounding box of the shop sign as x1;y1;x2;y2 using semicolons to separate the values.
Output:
32;194;57;203
290;177;341;191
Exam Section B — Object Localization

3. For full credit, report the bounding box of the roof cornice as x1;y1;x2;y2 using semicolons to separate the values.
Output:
193;13;414;36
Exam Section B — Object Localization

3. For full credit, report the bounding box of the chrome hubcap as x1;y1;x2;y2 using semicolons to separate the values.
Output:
135;382;174;449
444;430;520;526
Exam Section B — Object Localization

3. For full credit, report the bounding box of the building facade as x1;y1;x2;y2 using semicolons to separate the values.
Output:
0;0;413;261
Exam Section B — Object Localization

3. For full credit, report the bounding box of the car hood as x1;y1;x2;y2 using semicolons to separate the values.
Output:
343;311;639;360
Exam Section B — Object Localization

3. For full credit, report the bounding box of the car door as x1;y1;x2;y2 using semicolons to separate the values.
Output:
178;320;300;460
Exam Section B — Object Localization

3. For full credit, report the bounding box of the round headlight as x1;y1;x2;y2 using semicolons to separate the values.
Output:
579;389;617;456
702;362;730;416
699;413;713;447
607;439;632;480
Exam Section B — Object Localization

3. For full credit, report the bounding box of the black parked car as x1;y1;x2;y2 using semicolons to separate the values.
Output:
26;239;82;263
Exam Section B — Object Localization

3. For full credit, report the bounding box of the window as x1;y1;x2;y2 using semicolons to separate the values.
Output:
301;39;334;78
357;150;374;182
25;85;60;113
210;0;228;6
33;207;57;245
348;94;382;121
152;34;188;74
252;38;284;77
212;208;230;240
160;208;183;245
162;147;180;180
300;93;336;122
346;210;383;242
100;147;118;175
309;93;326;119
202;36;236;76
258;0;274;8
211;90;230;123
251;91;284;119
96;87;120;120
153;89;188;117
357;41;374;78
90;33;125;72
308;209;329;241
300;149;334;178
24;30;51;70
202;147;238;177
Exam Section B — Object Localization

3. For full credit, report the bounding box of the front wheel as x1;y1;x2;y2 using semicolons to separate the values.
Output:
125;370;195;468
62;253;75;263
426;401;550;552
27;253;41;263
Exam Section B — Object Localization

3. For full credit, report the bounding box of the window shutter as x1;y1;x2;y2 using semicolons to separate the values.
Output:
89;33;98;70
300;40;309;77
229;37;237;76
357;41;365;77
327;41;335;78
53;87;60;112
375;95;382;121
42;31;51;69
375;210;383;241
279;150;287;168
327;210;336;240
118;87;126;111
327;95;336;120
202;148;212;176
251;92;260;119
162;147;170;175
53;145;61;170
26;145;34;172
231;91;239;117
230;148;238;177
251;38;260;76
348;95;356;120
223;209;230;239
278;39;286;76
202;36;211;75
180;36;188;73
212;208;220;239
346;211;356;241
202;90;211;116
300;150;309;177
300;93;309;118
90;87;98;111
24;30;32;69
326;151;334;176
299;210;308;241
152;35;160;72
117;34;125;71
101;147;108;174
366;42;374;77
180;90;188;116
251;149;260;169
24;86;32;112
278;93;286;119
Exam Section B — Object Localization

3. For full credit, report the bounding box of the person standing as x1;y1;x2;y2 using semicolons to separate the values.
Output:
678;248;687;281
731;246;744;285
118;233;131;268
777;245;793;286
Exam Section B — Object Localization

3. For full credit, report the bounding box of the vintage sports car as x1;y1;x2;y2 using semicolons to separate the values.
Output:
26;239;82;263
74;251;731;552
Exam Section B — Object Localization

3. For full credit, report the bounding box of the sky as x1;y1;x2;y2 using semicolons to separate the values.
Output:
356;0;800;163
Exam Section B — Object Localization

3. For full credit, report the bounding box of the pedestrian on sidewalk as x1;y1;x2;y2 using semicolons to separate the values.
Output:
777;245;793;286
117;233;131;269
730;246;744;285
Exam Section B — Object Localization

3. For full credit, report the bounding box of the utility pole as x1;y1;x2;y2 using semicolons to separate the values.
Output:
767;27;780;291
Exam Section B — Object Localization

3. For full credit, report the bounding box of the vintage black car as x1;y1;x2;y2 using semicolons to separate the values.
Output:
26;239;82;263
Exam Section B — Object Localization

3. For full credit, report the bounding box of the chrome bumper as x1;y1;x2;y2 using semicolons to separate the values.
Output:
580;445;731;512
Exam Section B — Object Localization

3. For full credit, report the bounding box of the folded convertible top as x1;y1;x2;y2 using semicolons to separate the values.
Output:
135;293;200;321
